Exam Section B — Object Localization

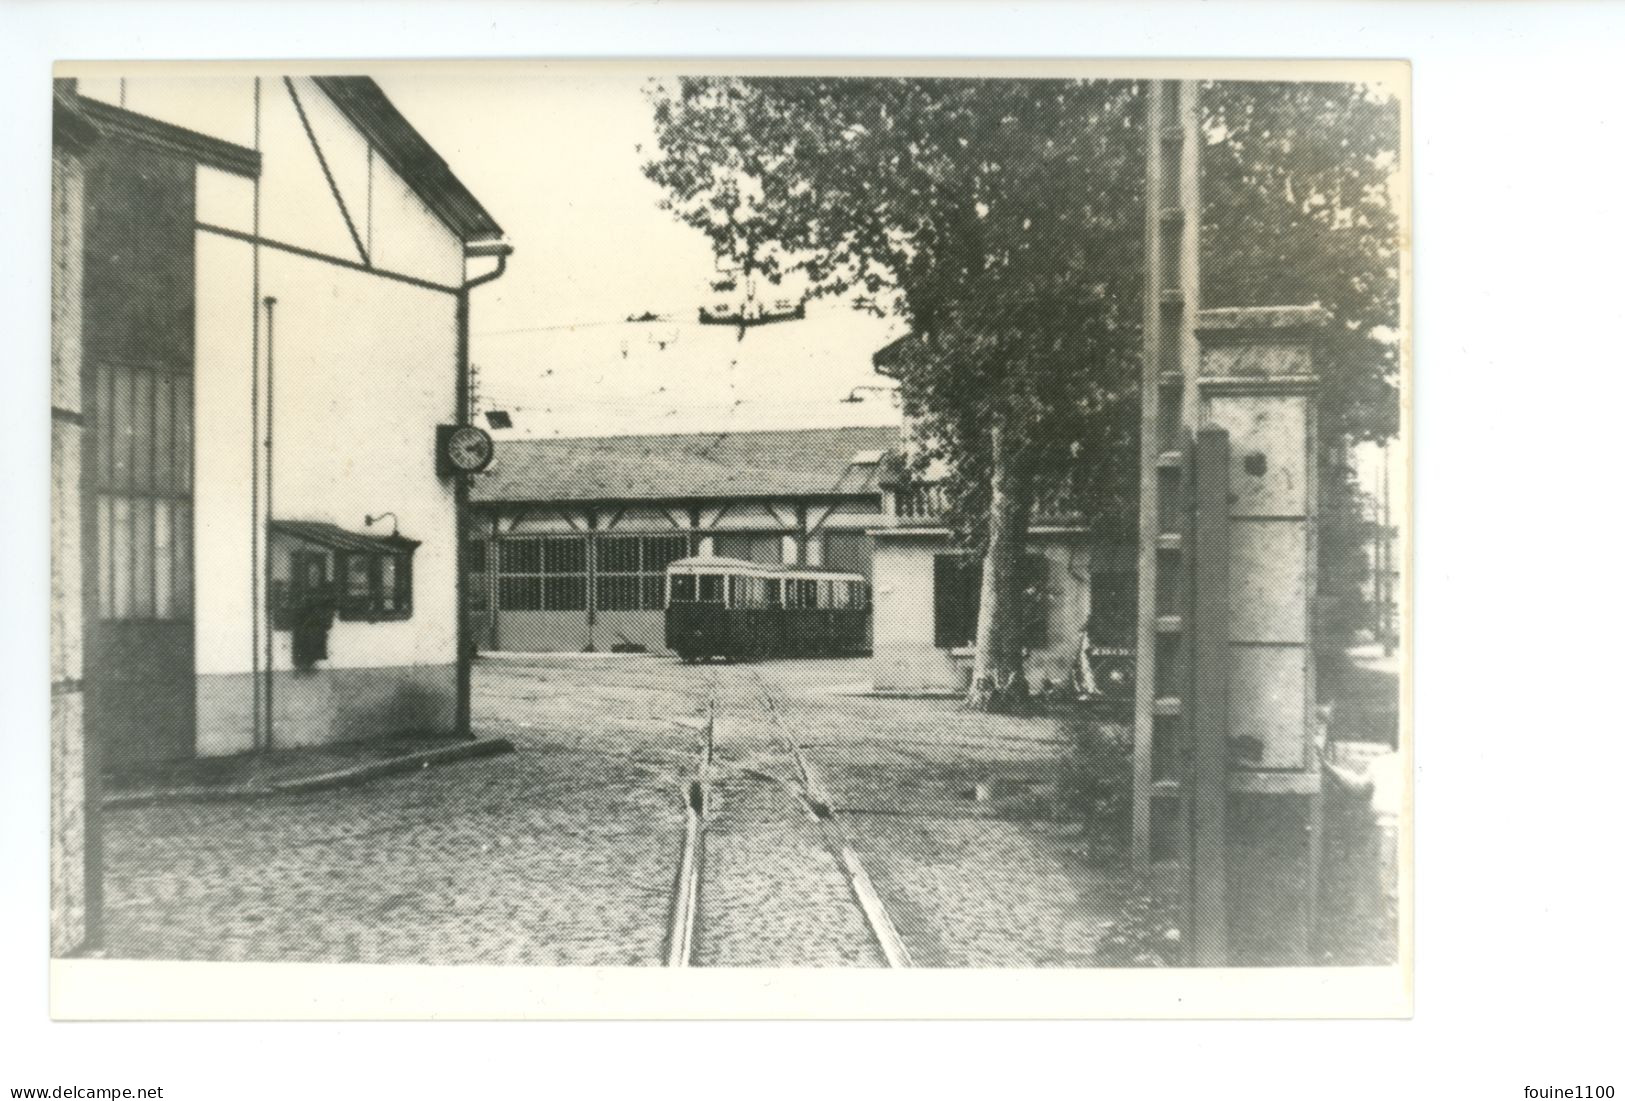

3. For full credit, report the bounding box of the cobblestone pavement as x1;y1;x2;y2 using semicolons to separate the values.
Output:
102;655;1118;967
749;662;1120;967
102;658;708;965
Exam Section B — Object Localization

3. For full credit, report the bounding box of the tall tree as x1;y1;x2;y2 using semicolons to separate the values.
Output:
643;77;1400;709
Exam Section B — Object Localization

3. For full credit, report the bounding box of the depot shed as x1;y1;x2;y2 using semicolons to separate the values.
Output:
467;426;896;653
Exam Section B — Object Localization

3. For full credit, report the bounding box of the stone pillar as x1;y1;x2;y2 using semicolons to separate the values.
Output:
1195;305;1326;779
1195;303;1328;965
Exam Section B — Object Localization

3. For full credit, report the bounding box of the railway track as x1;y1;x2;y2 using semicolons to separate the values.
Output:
664;668;910;968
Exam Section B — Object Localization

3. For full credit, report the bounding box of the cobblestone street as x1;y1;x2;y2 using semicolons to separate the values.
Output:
102;655;1119;967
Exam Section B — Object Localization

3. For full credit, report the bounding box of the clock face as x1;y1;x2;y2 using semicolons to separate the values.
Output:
446;425;494;473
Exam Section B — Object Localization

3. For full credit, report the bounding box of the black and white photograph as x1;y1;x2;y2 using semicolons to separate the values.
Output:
41;59;1410;1007
14;0;1625;1093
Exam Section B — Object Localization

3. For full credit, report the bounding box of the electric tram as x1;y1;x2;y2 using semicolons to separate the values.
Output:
664;556;871;662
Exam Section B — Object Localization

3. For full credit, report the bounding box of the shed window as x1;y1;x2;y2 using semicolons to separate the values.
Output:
496;535;588;611
596;534;688;611
93;360;192;622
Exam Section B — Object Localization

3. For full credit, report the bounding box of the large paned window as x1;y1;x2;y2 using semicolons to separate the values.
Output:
596;534;688;610
497;536;589;611
94;361;192;620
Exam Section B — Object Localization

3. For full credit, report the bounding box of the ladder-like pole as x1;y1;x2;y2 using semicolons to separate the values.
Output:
1133;80;1202;873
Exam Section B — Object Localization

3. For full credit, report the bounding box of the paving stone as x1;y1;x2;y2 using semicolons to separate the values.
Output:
102;656;1120;968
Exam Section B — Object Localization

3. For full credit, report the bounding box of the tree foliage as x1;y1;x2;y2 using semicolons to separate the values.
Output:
1202;81;1403;442
645;78;1147;544
643;76;1401;704
644;76;1401;522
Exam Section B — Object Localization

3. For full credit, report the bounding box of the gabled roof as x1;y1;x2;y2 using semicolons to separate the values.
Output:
312;76;502;243
271;519;421;554
471;426;900;504
64;89;261;178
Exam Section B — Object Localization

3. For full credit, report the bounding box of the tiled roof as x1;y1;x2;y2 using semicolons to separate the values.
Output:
312;77;502;242
471;426;900;503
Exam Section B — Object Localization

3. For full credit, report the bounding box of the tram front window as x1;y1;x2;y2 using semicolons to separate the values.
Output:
670;573;696;603
698;574;724;604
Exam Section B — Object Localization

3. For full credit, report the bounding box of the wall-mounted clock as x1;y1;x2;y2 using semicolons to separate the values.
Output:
437;423;495;477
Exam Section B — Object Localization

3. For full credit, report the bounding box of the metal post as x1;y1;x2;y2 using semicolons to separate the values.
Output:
455;246;509;738
263;295;277;752
250;78;262;753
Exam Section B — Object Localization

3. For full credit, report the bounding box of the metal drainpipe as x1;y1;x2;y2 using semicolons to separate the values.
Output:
456;243;511;739
263;295;278;752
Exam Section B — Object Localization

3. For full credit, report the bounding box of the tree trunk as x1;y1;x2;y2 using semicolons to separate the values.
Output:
967;423;1032;712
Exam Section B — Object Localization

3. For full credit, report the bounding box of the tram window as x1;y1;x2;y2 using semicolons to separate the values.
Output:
819;580;834;608
766;579;782;606
831;581;851;609
698;574;724;604
670;573;696;603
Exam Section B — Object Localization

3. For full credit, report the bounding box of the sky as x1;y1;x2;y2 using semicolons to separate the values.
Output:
375;70;905;439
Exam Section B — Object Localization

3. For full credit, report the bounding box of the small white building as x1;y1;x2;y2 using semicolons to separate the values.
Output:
868;480;1136;695
63;74;508;763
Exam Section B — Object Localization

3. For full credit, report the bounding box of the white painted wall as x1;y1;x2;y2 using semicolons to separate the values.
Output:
870;535;1091;693
194;233;459;680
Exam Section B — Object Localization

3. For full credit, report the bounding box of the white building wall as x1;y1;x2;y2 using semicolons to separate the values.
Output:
186;79;469;754
193;232;461;753
871;535;1090;694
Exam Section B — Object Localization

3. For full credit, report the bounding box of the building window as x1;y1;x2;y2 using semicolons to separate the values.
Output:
94;361;192;622
495;535;589;611
543;536;586;574
596;534;689;611
933;555;981;648
498;575;542;611
933;553;1049;649
338;549;413;621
